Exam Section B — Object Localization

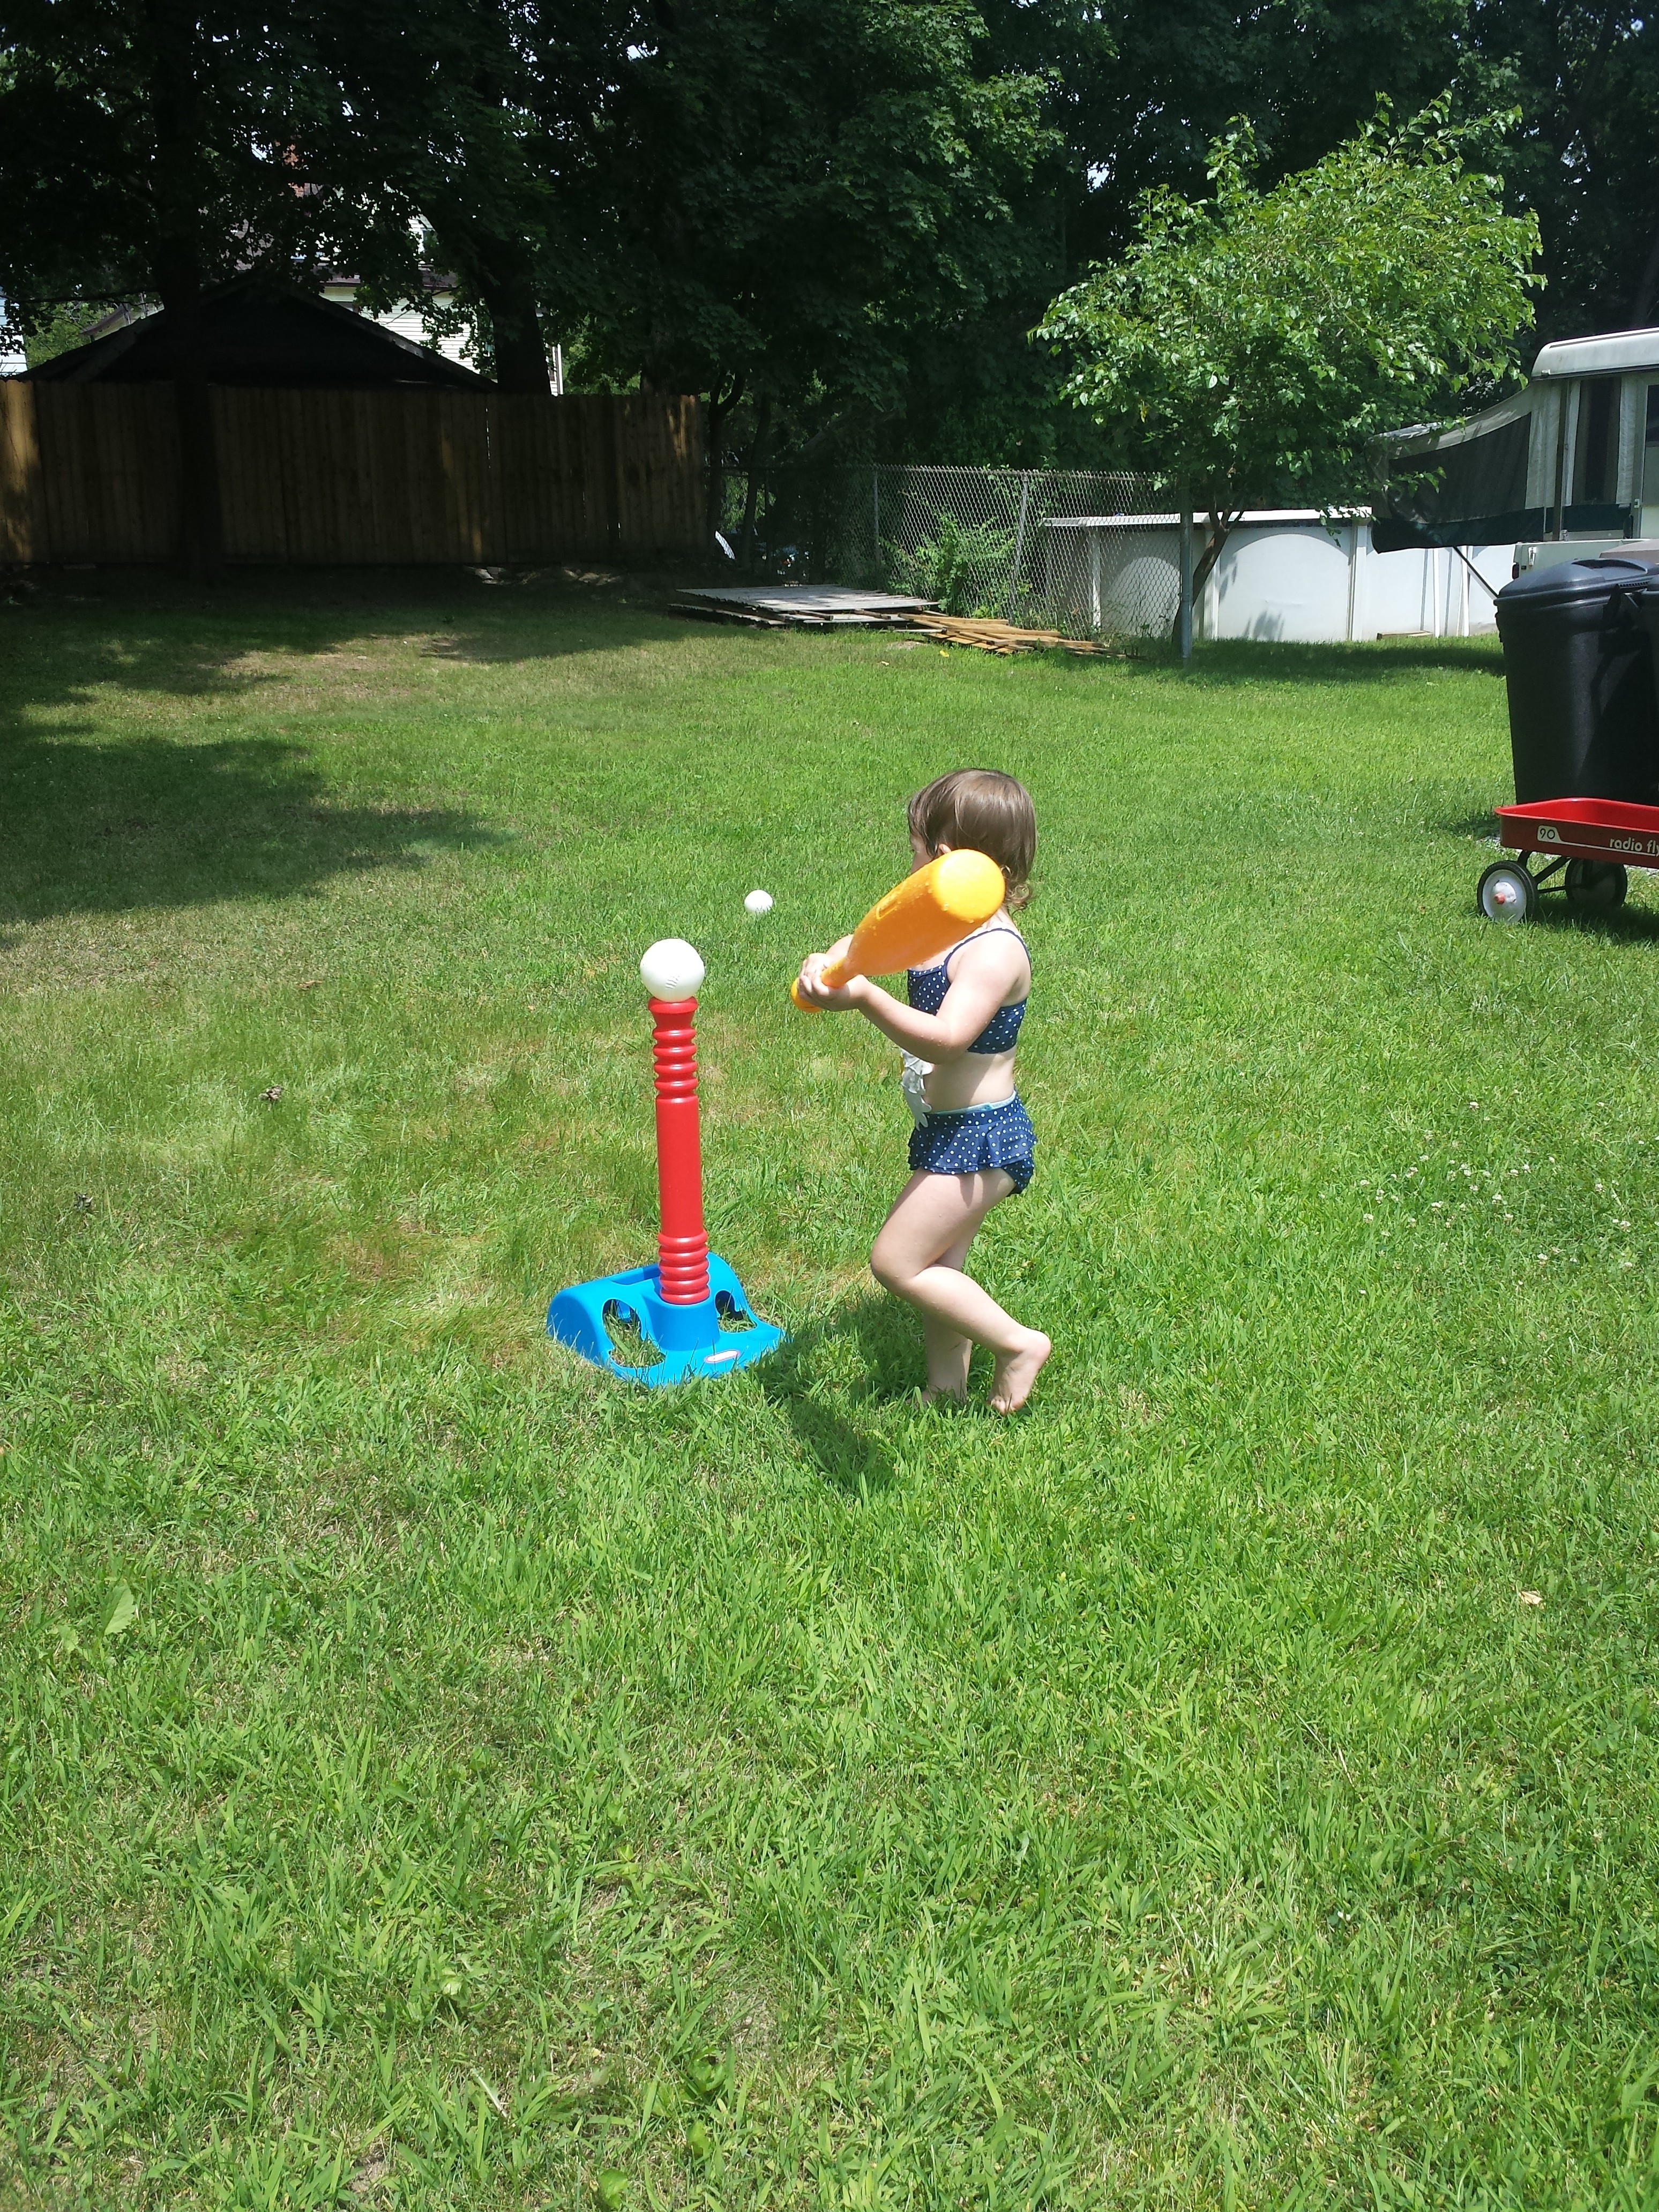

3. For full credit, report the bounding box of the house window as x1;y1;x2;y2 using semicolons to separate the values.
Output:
1646;383;1659;518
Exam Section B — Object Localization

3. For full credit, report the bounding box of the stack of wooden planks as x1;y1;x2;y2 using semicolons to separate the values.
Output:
907;611;1119;657
671;583;935;628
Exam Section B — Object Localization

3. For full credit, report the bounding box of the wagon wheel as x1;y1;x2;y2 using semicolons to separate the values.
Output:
1564;858;1628;912
1477;861;1537;924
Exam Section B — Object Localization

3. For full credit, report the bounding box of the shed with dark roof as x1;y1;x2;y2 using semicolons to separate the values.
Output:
22;278;490;391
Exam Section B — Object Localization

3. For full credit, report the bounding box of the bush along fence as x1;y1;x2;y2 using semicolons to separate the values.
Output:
0;384;704;565
716;464;1177;642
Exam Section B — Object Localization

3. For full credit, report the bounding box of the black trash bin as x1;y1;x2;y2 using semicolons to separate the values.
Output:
1493;554;1659;804
1637;584;1659;728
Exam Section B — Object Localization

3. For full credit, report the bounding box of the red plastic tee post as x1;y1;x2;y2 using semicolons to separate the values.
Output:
648;995;710;1304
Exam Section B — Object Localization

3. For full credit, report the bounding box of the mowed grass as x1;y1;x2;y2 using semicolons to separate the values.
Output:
3;571;1659;2212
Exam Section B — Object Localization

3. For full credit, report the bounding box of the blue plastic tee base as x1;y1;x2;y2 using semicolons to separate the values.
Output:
547;1252;783;1386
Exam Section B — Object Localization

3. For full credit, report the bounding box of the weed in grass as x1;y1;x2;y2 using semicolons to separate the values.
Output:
3;574;1659;2206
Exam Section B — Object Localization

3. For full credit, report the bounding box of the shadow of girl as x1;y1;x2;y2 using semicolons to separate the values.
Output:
752;1294;949;1498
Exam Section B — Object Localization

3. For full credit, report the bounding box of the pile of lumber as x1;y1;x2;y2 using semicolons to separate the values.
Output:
671;584;935;629
907;612;1119;657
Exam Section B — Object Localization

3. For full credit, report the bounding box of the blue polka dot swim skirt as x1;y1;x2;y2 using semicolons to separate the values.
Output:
908;1095;1035;1193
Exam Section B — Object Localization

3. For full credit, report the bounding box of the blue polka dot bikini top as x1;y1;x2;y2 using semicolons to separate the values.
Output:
907;925;1029;1053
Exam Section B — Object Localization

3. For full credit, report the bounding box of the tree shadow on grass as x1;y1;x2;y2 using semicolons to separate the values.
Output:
1117;638;1507;685
3;564;687;688
422;601;688;664
0;730;502;926
0;572;684;925
753;1294;928;1498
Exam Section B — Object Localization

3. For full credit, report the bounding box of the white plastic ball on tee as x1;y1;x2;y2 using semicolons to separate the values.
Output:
744;888;774;915
639;938;705;1000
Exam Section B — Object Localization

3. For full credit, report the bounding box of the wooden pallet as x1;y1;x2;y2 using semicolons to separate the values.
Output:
908;612;1119;657
671;584;936;628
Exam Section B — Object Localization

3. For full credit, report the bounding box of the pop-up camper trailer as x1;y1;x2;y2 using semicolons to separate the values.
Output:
1377;327;1659;572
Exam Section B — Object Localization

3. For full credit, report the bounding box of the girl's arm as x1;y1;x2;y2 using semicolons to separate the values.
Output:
796;934;1025;1059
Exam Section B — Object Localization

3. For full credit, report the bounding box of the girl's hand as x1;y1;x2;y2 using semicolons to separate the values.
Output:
796;953;865;1011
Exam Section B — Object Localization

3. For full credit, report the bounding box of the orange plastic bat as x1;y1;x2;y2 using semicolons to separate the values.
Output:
791;848;1006;1011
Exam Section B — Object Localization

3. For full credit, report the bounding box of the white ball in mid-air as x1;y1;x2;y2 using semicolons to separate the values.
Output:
639;938;705;1000
744;888;774;915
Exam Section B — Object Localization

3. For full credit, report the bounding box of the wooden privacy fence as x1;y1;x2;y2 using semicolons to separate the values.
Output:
0;384;703;564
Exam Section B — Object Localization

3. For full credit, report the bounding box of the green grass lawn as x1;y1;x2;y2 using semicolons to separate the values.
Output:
4;572;1659;2211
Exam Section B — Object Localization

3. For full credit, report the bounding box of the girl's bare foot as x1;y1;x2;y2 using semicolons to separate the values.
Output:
920;1384;968;1406
990;1329;1050;1414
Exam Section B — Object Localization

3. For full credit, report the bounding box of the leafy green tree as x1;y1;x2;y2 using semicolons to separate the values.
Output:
301;0;604;393
556;0;1047;539
1041;0;1468;272
0;0;337;571
1037;101;1542;608
894;0;1658;461
16;298;129;366
1459;0;1659;340
868;0;1471;465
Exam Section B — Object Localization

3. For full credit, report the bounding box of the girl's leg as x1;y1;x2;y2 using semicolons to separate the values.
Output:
870;1171;1051;1412
920;1214;982;1400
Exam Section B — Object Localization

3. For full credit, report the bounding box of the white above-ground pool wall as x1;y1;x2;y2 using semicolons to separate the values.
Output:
1204;518;1511;640
1043;513;1512;643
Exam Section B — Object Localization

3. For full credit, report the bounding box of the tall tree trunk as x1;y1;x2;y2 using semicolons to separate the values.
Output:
705;392;726;552
738;394;771;575
447;7;550;397
1192;513;1234;602
440;216;551;394
480;273;551;395
1169;511;1235;646
704;375;743;555
154;250;223;581
145;0;221;580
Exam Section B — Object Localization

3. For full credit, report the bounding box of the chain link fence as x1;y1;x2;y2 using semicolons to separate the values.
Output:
714;464;1179;644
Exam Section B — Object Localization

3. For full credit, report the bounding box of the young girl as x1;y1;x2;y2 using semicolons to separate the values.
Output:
796;769;1050;1413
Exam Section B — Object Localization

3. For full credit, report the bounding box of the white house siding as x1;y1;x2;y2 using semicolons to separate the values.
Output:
320;286;473;367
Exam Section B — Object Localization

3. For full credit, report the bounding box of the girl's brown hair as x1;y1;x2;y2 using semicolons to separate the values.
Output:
908;769;1036;909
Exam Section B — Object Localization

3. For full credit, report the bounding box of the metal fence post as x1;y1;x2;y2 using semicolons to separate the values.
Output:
872;464;881;582
1006;475;1033;625
1178;480;1194;664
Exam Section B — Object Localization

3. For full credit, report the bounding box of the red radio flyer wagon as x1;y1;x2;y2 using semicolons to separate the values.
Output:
1481;552;1659;921
1477;797;1659;923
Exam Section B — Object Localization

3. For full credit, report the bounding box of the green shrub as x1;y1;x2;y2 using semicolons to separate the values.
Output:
884;509;1015;616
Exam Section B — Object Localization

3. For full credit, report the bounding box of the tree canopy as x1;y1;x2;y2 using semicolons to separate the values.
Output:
298;0;597;394
587;3;1039;392
1462;0;1659;341
0;0;354;566
0;0;1649;523
1037;101;1542;593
